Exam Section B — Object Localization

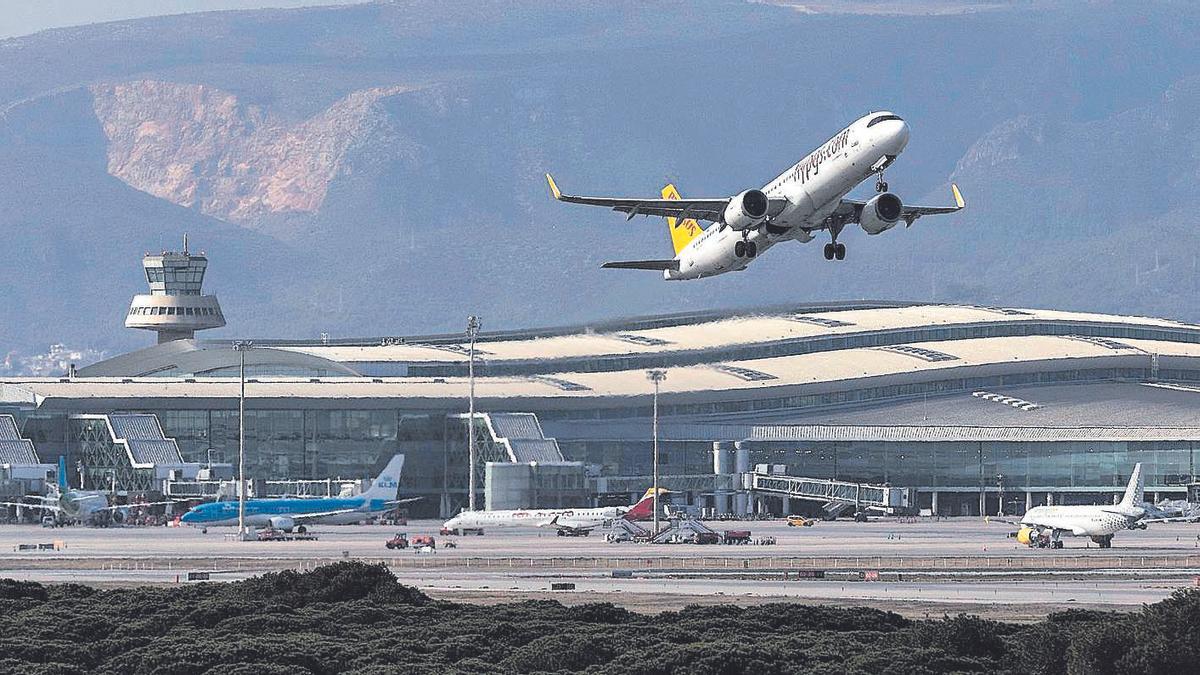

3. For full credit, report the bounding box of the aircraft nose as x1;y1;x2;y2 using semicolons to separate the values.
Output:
892;120;910;152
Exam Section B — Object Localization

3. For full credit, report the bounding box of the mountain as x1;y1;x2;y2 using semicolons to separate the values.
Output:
2;1;1200;368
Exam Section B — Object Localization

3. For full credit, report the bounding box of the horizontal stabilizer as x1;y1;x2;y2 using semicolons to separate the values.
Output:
602;259;680;271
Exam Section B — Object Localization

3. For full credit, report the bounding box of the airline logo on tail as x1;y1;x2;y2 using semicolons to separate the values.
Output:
662;184;703;255
623;487;669;521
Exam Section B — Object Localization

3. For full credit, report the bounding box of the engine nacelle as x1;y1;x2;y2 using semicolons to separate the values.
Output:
722;189;769;231
111;509;127;524
859;192;903;235
269;516;295;532
1015;526;1036;546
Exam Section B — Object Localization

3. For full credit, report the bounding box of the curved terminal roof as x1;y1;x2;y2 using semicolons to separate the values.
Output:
9;302;1200;427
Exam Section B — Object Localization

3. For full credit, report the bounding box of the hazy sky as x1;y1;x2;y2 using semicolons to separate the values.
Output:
0;0;372;39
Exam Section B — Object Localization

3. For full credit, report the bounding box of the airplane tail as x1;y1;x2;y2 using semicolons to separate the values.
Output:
623;487;669;521
362;454;405;500
1119;463;1144;508
662;184;704;255
57;456;68;491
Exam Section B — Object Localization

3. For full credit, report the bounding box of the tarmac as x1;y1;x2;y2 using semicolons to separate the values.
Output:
2;517;1198;619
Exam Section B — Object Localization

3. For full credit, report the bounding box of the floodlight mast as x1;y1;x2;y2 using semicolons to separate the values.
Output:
466;316;482;512
646;369;667;535
233;341;253;537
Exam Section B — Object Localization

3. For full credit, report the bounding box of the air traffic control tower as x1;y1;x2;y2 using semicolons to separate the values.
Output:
125;237;225;343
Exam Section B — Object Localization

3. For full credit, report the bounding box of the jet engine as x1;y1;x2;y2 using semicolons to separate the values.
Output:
269;516;295;532
1015;526;1036;546
110;509;127;525
722;189;769;230
858;192;903;234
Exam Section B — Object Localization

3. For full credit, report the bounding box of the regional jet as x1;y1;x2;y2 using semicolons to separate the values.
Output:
442;487;664;536
989;463;1196;549
180;454;418;532
545;111;964;280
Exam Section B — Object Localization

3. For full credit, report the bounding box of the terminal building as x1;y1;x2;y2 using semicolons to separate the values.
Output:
5;286;1200;517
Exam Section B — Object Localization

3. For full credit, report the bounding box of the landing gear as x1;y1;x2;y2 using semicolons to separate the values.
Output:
734;238;758;258
1091;534;1114;549
875;172;889;193
823;242;846;261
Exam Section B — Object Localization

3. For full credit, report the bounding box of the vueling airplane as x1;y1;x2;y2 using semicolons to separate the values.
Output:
988;463;1195;549
181;454;416;532
545;111;964;279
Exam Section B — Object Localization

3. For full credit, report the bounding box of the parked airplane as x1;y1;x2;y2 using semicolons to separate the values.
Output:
441;487;665;536
989;463;1194;549
180;454;415;532
545;111;964;279
0;458;174;526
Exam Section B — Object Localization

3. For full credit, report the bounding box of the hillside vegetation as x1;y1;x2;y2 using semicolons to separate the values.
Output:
3;2;1200;366
0;562;1197;674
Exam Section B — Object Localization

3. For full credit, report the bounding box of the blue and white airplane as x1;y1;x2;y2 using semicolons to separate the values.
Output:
180;454;413;532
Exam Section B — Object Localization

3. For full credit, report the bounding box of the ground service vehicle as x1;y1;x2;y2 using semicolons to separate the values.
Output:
385;533;409;550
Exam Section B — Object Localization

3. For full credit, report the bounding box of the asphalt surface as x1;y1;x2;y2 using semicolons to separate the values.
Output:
2;518;1198;616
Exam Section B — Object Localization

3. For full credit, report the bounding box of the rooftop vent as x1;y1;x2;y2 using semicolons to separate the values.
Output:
712;364;777;381
613;333;672;347
788;315;854;328
876;345;959;362
531;375;592;391
1061;335;1135;351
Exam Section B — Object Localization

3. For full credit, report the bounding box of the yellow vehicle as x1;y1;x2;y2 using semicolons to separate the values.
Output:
787;515;817;527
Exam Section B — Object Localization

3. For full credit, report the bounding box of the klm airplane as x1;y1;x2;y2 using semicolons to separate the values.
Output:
181;454;412;532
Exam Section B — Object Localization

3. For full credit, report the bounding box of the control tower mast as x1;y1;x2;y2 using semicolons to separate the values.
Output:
125;235;226;343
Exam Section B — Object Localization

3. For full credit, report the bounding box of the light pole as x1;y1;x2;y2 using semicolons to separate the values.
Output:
233;341;253;537
466;316;481;512
647;369;667;535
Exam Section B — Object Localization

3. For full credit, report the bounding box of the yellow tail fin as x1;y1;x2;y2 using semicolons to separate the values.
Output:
662;184;703;255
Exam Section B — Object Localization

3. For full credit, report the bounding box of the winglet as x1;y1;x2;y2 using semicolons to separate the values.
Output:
545;173;563;200
951;183;965;209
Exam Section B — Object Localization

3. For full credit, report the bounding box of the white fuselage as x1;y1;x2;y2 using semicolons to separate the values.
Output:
1021;504;1143;537
444;505;625;532
665;112;910;280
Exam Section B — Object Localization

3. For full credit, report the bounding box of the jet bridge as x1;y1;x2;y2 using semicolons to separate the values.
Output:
750;472;915;515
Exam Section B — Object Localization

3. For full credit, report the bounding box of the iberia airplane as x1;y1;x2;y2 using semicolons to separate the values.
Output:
442;488;665;536
545;111;964;280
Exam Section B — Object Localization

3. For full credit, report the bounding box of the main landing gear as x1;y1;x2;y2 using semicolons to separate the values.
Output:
823;242;846;261
734;238;757;258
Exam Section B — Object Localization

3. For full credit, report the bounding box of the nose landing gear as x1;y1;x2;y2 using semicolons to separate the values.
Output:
875;173;889;193
823;242;846;261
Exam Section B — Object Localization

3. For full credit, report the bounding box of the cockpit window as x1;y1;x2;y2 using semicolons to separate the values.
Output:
867;114;904;128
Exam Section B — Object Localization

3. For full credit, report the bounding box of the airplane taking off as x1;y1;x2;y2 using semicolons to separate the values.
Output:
989;463;1195;549
181;454;416;532
546;111;964;279
442;487;665;536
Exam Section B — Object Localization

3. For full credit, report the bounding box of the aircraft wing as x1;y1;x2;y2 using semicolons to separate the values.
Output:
92;500;181;512
290;508;361;521
1139;516;1200;525
837;184;965;226
547;174;788;223
983;516;1023;526
541;514;599;532
0;501;63;513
